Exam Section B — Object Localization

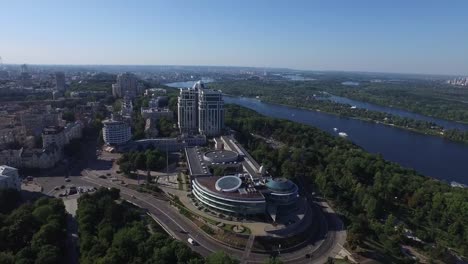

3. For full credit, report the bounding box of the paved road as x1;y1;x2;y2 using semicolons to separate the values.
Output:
79;171;346;264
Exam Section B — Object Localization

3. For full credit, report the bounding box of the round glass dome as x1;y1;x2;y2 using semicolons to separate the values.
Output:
215;176;242;192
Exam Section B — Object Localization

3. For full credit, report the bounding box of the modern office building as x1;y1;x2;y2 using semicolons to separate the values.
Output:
102;118;132;145
0;165;21;191
186;136;299;218
112;73;140;98
55;72;66;91
178;87;198;134
177;81;224;136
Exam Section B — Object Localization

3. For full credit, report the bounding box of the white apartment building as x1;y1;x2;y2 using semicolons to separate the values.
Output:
178;87;198;134
0;165;21;191
198;88;224;136
102;119;132;145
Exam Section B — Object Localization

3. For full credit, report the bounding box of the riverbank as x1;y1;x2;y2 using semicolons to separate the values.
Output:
224;93;468;145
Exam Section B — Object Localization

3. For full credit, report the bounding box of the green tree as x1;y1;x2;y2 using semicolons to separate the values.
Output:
206;251;239;264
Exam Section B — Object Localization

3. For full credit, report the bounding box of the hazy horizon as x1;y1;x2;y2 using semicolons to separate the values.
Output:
2;0;468;75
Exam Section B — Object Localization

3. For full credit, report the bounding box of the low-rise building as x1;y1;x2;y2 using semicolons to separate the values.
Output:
141;107;173;121
0;149;22;168
0;165;21;191
42;126;66;149
64;122;83;143
21;144;62;169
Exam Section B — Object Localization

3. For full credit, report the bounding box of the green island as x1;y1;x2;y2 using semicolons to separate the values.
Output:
225;104;468;263
208;80;468;144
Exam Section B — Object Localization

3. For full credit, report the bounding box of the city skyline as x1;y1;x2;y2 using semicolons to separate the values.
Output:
1;0;468;75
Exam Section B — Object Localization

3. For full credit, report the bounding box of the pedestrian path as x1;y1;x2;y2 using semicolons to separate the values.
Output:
241;234;255;264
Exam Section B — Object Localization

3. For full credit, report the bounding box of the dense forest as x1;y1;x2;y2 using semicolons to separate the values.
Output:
0;190;68;264
117;149;167;176
225;104;468;263
77;188;242;264
334;80;468;124
77;188;207;264
209;80;468;144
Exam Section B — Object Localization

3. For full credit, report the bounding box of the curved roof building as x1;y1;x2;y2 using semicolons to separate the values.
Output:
192;175;266;216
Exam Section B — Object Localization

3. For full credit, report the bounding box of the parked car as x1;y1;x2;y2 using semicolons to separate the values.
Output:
54;186;60;191
65;178;71;182
68;186;77;195
98;175;107;179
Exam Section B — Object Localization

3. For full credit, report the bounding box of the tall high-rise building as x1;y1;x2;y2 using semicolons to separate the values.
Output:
177;81;224;136
19;64;32;88
55;72;66;91
112;73;139;98
178;87;198;134
198;88;224;136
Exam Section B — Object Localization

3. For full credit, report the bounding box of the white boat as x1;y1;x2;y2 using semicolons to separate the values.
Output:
338;132;348;138
333;128;338;132
350;105;357;109
450;181;467;188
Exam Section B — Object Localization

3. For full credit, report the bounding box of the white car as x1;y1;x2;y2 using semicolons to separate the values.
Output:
187;237;196;245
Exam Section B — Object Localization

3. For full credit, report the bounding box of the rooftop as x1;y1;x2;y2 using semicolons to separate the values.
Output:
195;176;264;200
265;178;298;193
203;149;239;163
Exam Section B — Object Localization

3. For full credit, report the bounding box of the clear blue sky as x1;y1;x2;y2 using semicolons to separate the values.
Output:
1;0;468;75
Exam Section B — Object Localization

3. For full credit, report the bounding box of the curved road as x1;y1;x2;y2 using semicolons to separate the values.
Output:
80;171;347;264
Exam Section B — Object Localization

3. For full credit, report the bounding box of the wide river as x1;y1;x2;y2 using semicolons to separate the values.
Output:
166;81;468;185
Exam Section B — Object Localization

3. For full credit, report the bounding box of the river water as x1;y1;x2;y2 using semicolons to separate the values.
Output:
166;81;468;185
325;94;468;131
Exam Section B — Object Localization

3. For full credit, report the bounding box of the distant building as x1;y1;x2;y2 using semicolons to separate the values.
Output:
112;73;141;98
141;107;173;121
0;149;22;168
55;72;66;91
144;88;167;97
102;118;132;145
120;97;133;121
149;96;168;108
21;109;62;136
0;165;21;191
64;122;83;143
21;144;62;169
